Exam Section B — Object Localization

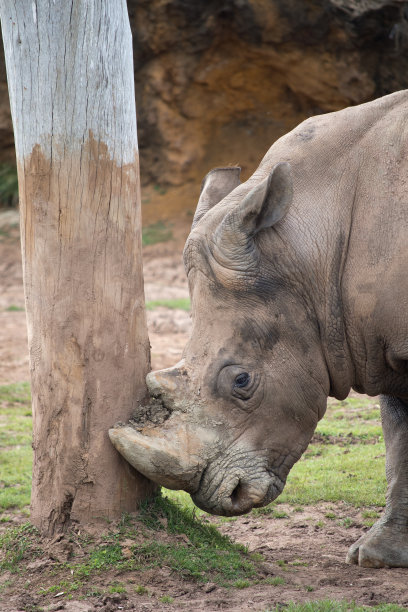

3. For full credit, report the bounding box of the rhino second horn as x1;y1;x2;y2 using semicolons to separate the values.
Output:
213;162;293;267
192;166;241;229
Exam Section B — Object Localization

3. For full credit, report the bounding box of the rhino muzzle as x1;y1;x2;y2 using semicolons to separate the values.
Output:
192;469;284;516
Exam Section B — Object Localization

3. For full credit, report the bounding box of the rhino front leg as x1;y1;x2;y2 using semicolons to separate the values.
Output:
347;395;408;568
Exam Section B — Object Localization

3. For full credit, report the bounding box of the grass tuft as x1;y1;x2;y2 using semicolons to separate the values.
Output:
142;221;173;246
0;523;42;572
4;305;25;312
0;164;18;208
145;298;190;311
0;383;33;510
265;576;285;586
134;495;256;585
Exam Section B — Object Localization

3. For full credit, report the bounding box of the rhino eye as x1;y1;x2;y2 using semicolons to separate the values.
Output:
234;372;250;388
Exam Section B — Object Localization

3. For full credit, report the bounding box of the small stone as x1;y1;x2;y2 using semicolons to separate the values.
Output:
45;603;65;611
27;559;51;572
0;570;11;585
176;533;190;545
64;602;92;611
259;562;275;575
203;582;216;593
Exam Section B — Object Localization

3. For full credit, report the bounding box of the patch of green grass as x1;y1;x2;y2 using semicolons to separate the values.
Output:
145;298;190;311
0;419;32;447
267;395;385;508
135;585;148;595
0;383;33;509
0;164;18;208
264;576;285;586
266;397;386;509
254;505;288;518
0;494;258;598
0;579;13;594
265;602;408;612
362;509;380;519
142;221;173;246
0;515;12;523
40;580;81;596
160;595;174;604
85;587;102;597
233;579;250;588
4;304;25;312
27;495;256;592
161;489;206;518
0;397;33;446
133;495;256;585
73;544;124;579
289;560;308;567
362;508;381;527
0;446;32;509
108;582;126;594
316;396;382;440
276;442;386;507
153;185;167;196
0;382;31;405
0;523;41;572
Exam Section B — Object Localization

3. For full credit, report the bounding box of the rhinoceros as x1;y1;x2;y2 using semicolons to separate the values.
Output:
110;90;408;568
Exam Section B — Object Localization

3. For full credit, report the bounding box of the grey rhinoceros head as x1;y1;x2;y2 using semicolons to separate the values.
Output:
110;162;330;516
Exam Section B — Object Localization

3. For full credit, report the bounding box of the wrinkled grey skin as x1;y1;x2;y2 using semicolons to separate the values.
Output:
110;90;408;568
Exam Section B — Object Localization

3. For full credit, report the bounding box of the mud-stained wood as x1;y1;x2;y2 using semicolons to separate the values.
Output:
0;0;156;534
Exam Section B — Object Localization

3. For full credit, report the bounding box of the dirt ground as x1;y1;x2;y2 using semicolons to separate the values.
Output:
1;208;408;611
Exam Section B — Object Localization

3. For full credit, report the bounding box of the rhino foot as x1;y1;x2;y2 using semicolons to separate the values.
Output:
346;520;408;568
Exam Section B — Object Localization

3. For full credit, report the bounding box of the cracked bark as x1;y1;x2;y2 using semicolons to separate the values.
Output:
0;0;156;535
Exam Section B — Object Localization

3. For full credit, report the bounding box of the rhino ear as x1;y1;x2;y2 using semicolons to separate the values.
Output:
237;162;293;236
214;162;293;267
192;166;241;229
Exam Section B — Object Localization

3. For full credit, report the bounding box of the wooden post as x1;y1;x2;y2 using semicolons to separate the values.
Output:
0;0;156;534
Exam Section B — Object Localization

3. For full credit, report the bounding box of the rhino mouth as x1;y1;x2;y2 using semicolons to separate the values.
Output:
191;465;285;517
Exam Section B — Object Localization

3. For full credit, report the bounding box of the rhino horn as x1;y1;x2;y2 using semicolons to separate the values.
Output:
192;166;241;229
108;422;202;492
214;162;293;268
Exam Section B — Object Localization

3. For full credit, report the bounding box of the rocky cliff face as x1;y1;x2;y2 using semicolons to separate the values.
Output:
131;0;408;186
1;0;408;188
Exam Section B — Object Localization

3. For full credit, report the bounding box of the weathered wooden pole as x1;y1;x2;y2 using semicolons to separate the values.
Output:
0;1;156;534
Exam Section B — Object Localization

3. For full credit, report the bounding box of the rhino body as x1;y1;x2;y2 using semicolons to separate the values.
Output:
110;91;408;568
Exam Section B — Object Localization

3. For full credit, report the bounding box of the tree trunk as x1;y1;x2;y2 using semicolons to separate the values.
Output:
0;0;156;535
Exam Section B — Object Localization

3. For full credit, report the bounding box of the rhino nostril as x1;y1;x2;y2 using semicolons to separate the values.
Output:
230;479;244;508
